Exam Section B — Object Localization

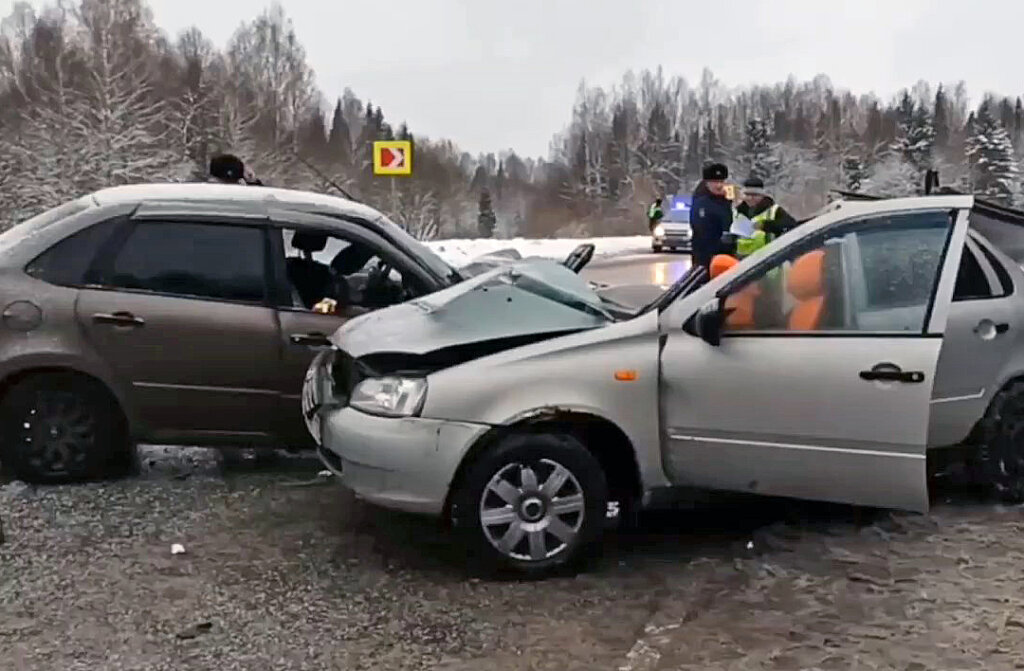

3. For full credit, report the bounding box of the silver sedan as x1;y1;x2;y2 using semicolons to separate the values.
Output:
304;192;1024;575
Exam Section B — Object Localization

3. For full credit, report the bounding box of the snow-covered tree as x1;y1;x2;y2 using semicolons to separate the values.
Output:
327;97;351;166
966;103;1021;206
892;100;935;174
741;117;778;182
842;154;868;192
386;189;439;241
863;155;920;197
477;188;496;238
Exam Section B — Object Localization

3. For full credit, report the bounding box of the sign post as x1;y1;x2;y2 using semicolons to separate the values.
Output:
373;141;413;176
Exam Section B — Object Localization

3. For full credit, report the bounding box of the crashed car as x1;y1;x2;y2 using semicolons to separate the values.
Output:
306;192;1024;574
0;183;606;483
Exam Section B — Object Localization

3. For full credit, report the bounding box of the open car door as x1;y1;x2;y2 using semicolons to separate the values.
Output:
659;206;970;513
561;243;595;273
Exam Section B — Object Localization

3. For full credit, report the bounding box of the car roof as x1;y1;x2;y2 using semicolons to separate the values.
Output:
827;193;976;217
90;183;386;222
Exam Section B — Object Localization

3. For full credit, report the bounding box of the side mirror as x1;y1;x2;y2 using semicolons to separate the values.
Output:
562;243;596;273
690;299;726;346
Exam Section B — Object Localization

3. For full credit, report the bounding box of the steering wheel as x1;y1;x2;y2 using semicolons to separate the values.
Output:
363;259;402;306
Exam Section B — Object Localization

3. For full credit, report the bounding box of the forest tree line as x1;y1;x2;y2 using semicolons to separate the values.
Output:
1;0;1022;239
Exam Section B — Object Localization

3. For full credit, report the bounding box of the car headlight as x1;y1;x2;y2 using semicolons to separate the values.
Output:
349;376;428;417
653;224;665;237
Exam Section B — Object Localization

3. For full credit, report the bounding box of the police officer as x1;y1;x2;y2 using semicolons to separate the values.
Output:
733;177;798;257
690;163;733;272
647;197;664;232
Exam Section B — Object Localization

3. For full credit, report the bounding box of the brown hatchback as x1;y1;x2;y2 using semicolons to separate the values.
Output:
0;183;461;482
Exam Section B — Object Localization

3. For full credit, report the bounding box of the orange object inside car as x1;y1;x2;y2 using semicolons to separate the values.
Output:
709;254;738;279
709;254;758;330
786;250;827;330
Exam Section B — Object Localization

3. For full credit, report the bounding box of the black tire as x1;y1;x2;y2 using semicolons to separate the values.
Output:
974;380;1024;501
0;372;129;483
449;431;608;576
652;244;662;253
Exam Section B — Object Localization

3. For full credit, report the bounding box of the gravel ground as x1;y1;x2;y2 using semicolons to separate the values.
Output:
3;447;1024;670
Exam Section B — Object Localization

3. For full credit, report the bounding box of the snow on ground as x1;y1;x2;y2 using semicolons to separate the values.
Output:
424;236;649;267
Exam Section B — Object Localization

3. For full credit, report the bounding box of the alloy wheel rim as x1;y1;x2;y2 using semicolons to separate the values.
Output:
478;458;585;562
18;391;96;476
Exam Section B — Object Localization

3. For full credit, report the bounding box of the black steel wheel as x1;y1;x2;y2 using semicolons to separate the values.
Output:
975;381;1024;501
0;372;128;483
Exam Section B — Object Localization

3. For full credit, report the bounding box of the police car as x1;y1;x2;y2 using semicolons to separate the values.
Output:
652;195;692;253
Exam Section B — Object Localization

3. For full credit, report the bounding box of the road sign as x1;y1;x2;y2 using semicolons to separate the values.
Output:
373;140;412;176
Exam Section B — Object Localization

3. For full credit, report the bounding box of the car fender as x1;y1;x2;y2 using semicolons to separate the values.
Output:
0;350;138;431
420;310;671;490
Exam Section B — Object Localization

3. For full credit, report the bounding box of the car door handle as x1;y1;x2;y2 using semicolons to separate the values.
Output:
290;332;331;348
92;311;145;327
973;319;1010;339
859;364;925;384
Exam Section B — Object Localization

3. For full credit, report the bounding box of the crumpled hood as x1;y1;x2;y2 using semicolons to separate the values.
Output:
331;258;613;358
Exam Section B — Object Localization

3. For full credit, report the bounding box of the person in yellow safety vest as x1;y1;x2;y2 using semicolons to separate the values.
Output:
732;177;799;258
647;197;664;232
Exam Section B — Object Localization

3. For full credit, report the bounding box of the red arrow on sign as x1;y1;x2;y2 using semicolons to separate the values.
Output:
381;147;405;169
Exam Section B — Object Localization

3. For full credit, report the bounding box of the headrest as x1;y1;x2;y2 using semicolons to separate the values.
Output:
291;231;328;253
710;254;739;279
787;250;826;300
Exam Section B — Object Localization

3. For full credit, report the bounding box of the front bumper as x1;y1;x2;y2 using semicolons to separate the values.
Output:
652;234;691;249
316;407;489;515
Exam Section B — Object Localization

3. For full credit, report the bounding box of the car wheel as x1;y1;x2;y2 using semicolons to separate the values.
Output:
974;380;1024;501
652;244;662;253
450;431;608;575
0;372;128;483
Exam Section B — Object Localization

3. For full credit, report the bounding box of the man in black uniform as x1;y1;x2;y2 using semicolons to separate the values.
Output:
690;162;733;272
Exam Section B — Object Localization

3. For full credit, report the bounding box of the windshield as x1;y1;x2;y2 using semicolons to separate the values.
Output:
0;196;93;254
374;214;461;283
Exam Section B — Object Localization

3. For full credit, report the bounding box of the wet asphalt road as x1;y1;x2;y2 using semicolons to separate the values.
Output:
583;251;693;289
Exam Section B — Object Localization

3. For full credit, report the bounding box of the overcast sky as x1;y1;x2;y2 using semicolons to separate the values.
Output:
4;0;1023;158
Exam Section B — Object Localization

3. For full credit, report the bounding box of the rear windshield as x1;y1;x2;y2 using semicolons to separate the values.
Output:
0;197;93;254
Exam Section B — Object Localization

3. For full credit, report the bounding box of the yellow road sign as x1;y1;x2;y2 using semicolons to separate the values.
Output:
373;141;412;176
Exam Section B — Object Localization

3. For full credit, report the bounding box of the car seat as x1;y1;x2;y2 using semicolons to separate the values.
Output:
709;254;759;330
286;231;333;309
786;249;827;330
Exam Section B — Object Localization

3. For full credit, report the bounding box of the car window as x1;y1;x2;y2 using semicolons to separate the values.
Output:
976;241;1014;296
280;228;414;312
953;245;994;301
25;218;122;287
107;222;266;304
720;210;952;334
0;197;93;255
